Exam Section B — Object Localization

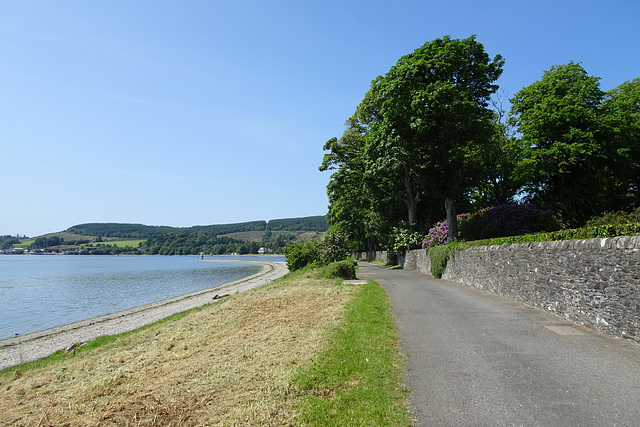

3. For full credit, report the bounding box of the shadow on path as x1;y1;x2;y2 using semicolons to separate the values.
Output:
357;262;640;426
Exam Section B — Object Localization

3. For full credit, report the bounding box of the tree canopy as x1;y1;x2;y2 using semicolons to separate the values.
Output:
510;63;639;226
322;35;504;245
321;36;639;251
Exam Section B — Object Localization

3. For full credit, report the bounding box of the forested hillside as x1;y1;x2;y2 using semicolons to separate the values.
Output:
66;223;180;239
66;216;327;239
267;216;328;231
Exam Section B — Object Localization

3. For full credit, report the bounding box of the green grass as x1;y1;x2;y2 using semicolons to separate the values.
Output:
1;273;411;425
91;239;145;248
292;281;411;426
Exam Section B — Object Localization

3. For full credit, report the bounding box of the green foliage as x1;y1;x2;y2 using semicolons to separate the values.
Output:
30;236;64;249
141;232;243;255
66;217;326;240
320;121;394;252
508;62;639;226
459;204;562;241
429;242;470;279
316;230;350;265
390;225;424;252
0;236;21;250
601;78;640;208
468;91;524;207
363;35;504;239
189;221;267;235
67;223;180;239
585;208;640;226
282;240;319;271
284;229;354;271
321;35;505;249
266;216;328;232
468;223;640;247
293;283;410;426
318;259;357;280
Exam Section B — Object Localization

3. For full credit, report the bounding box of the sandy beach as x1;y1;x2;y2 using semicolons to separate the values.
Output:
0;260;288;370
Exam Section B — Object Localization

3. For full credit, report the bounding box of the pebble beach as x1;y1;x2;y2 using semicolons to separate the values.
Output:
0;260;288;370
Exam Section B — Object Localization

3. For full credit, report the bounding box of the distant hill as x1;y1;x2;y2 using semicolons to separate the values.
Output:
266;216;328;232
64;216;328;239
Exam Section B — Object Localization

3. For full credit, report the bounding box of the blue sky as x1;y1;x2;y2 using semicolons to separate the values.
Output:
1;1;638;237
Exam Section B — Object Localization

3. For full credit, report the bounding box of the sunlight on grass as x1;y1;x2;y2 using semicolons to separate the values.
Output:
292;282;411;426
0;271;410;426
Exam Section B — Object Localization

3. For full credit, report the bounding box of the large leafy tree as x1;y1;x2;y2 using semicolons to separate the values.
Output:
320;115;373;250
467;91;524;207
320;107;406;251
358;35;504;242
601;78;640;208
509;62;613;226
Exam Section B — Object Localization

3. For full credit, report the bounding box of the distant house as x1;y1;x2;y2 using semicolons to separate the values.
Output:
258;247;267;254
43;246;79;255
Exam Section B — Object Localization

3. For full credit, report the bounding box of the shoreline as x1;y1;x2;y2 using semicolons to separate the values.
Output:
0;260;288;370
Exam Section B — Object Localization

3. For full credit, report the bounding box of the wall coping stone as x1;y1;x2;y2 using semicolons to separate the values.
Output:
464;235;640;252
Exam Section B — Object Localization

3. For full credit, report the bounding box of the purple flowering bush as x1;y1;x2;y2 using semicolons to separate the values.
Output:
422;214;470;248
423;205;562;247
422;220;448;248
459;204;562;241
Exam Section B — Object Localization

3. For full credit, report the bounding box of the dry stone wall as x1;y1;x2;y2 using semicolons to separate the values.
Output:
352;251;388;264
398;236;640;343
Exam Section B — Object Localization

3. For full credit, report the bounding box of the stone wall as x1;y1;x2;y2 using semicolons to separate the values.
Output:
399;236;640;343
353;251;388;264
399;249;431;275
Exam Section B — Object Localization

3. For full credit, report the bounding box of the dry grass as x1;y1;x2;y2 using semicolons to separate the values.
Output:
0;276;357;426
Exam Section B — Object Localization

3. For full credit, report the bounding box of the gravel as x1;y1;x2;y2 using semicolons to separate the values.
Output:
0;260;288;370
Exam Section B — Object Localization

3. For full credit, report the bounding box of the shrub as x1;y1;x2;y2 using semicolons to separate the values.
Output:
390;225;424;252
320;259;357;280
283;240;319;271
422;214;469;248
423;220;448;248
585;208;640;226
424;205;563;248
469;222;640;247
429;242;469;279
316;230;350;265
459;204;562;241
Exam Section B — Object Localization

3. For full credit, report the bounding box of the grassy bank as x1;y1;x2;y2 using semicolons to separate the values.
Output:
0;268;410;426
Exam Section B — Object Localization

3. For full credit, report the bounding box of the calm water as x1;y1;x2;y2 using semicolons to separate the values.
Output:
0;255;283;341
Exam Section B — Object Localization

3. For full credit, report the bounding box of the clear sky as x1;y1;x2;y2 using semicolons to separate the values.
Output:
1;0;638;237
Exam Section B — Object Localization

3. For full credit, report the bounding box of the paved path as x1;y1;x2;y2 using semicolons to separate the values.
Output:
357;262;640;426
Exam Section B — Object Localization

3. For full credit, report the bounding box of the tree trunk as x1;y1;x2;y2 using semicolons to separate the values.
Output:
401;164;420;224
445;197;457;243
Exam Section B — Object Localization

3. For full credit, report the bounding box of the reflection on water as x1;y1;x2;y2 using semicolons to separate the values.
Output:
0;256;279;340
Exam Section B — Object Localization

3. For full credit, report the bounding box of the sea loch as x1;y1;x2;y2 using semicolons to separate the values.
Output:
0;255;281;341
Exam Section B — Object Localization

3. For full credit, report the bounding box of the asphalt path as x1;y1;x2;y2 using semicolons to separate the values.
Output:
356;262;640;426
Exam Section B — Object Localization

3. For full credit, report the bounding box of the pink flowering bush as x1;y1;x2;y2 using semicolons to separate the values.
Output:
423;204;562;247
422;214;470;248
459;204;562;241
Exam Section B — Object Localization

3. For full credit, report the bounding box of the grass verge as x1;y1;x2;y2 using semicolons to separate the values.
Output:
292;281;411;426
0;269;409;426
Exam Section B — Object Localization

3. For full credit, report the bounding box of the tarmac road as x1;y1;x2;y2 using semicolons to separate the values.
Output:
357;262;640;426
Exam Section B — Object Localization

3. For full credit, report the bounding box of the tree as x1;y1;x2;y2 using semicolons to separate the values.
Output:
509;62;608;226
320;109;405;251
467;90;524;207
357;35;504;241
320;116;371;249
601;78;640;208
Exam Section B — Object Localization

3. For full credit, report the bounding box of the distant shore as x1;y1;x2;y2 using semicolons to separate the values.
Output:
0;260;288;370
